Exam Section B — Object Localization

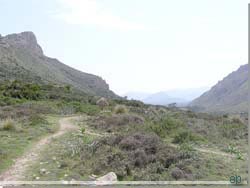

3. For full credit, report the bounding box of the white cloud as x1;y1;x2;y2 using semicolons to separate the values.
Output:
54;0;145;31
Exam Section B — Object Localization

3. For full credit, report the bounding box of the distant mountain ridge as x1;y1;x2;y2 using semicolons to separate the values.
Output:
0;31;117;98
190;64;248;113
124;87;209;106
143;91;188;106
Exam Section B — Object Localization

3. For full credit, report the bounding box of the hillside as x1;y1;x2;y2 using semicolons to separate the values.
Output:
0;32;117;98
190;64;248;113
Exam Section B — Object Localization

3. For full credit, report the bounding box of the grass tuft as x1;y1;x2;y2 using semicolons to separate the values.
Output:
1;118;16;131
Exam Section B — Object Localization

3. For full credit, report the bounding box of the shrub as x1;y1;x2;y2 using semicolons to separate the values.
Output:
236;151;244;160
173;130;204;144
223;114;228;118
113;99;144;107
88;96;99;105
231;117;242;124
2;80;41;100
150;117;185;138
134;149;148;167
171;167;185;180
178;143;196;159
118;133;160;154
114;105;128;114
164;155;177;168
226;145;237;154
64;85;71;93
81;127;85;134
89;114;144;132
1;118;16;131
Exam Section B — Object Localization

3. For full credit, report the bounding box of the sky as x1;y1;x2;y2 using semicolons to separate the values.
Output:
0;0;248;95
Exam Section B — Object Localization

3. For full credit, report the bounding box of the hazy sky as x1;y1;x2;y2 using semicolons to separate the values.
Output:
0;0;248;95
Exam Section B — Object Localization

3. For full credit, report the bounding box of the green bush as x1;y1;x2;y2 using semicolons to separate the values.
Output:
173;130;204;144
0;96;25;106
64;85;71;93
226;145;237;154
149;117;185;138
1;80;41;100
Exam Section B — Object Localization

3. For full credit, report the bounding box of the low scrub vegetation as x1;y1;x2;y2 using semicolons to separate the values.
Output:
88;114;144;133
173;131;205;144
0;80;247;181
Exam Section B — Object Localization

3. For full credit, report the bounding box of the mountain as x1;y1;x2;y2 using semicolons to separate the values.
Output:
124;87;209;106
190;64;248;113
0;32;117;98
162;87;210;101
143;91;188;106
123;92;152;101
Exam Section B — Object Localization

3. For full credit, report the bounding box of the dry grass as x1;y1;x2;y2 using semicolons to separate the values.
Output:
114;105;128;114
0;118;16;131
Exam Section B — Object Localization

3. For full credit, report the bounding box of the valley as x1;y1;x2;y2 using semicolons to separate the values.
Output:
0;32;248;183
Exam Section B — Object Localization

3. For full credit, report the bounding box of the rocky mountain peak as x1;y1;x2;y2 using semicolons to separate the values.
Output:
2;31;43;55
0;31;118;98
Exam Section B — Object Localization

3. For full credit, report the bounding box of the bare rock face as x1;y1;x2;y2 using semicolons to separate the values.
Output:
96;172;117;182
2;31;43;55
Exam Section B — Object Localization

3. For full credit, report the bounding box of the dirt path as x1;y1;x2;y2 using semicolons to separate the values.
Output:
0;116;79;181
168;143;235;158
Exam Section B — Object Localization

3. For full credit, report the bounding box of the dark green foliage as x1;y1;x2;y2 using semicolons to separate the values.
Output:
0;96;25;106
64;85;71;93
1;80;41;100
149;117;185;138
173;130;205;144
56;101;100;115
0;80;92;107
113;99;145;107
